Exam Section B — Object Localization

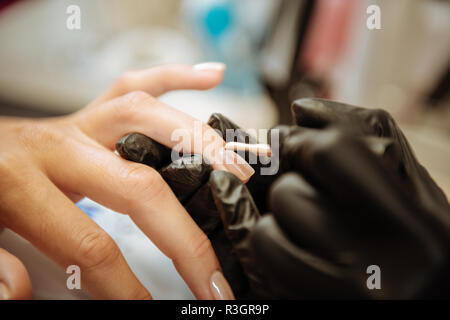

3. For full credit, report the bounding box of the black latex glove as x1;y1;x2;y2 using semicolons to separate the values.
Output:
209;98;450;299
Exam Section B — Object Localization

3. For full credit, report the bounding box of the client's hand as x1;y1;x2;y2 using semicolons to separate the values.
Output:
0;63;252;300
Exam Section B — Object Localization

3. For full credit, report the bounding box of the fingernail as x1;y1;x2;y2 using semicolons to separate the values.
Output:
210;271;235;300
193;62;226;72
220;149;255;183
0;282;10;300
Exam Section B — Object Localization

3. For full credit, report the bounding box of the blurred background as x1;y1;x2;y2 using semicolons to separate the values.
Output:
0;0;449;299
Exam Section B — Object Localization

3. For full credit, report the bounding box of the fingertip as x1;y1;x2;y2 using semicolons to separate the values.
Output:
192;62;226;89
172;241;224;300
0;248;32;300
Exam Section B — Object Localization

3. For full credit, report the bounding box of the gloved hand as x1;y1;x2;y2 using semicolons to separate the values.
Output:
116;100;450;299
210;98;450;299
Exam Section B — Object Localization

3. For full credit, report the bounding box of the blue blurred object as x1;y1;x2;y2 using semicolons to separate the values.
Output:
204;3;233;39
76;198;101;219
182;0;274;95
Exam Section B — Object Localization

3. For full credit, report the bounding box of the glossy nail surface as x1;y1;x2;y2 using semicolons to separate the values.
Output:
0;282;10;300
218;148;255;183
210;271;235;300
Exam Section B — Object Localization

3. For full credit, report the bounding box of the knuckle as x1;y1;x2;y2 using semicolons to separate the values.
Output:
371;108;391;120
369;108;392;136
117;70;138;91
122;90;153;106
185;234;213;260
109;91;155;124
76;229;120;271
118;164;166;210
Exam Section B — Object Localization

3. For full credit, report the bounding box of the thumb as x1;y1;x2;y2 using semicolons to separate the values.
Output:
0;248;32;300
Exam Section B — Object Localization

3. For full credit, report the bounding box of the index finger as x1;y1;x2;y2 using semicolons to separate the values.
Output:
89;63;225;107
72;91;254;182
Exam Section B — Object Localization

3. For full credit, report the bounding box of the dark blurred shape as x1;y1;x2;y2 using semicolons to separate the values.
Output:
0;0;20;13
260;0;359;124
260;0;316;124
427;61;450;109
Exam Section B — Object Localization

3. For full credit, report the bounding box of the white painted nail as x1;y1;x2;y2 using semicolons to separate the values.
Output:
193;62;226;72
